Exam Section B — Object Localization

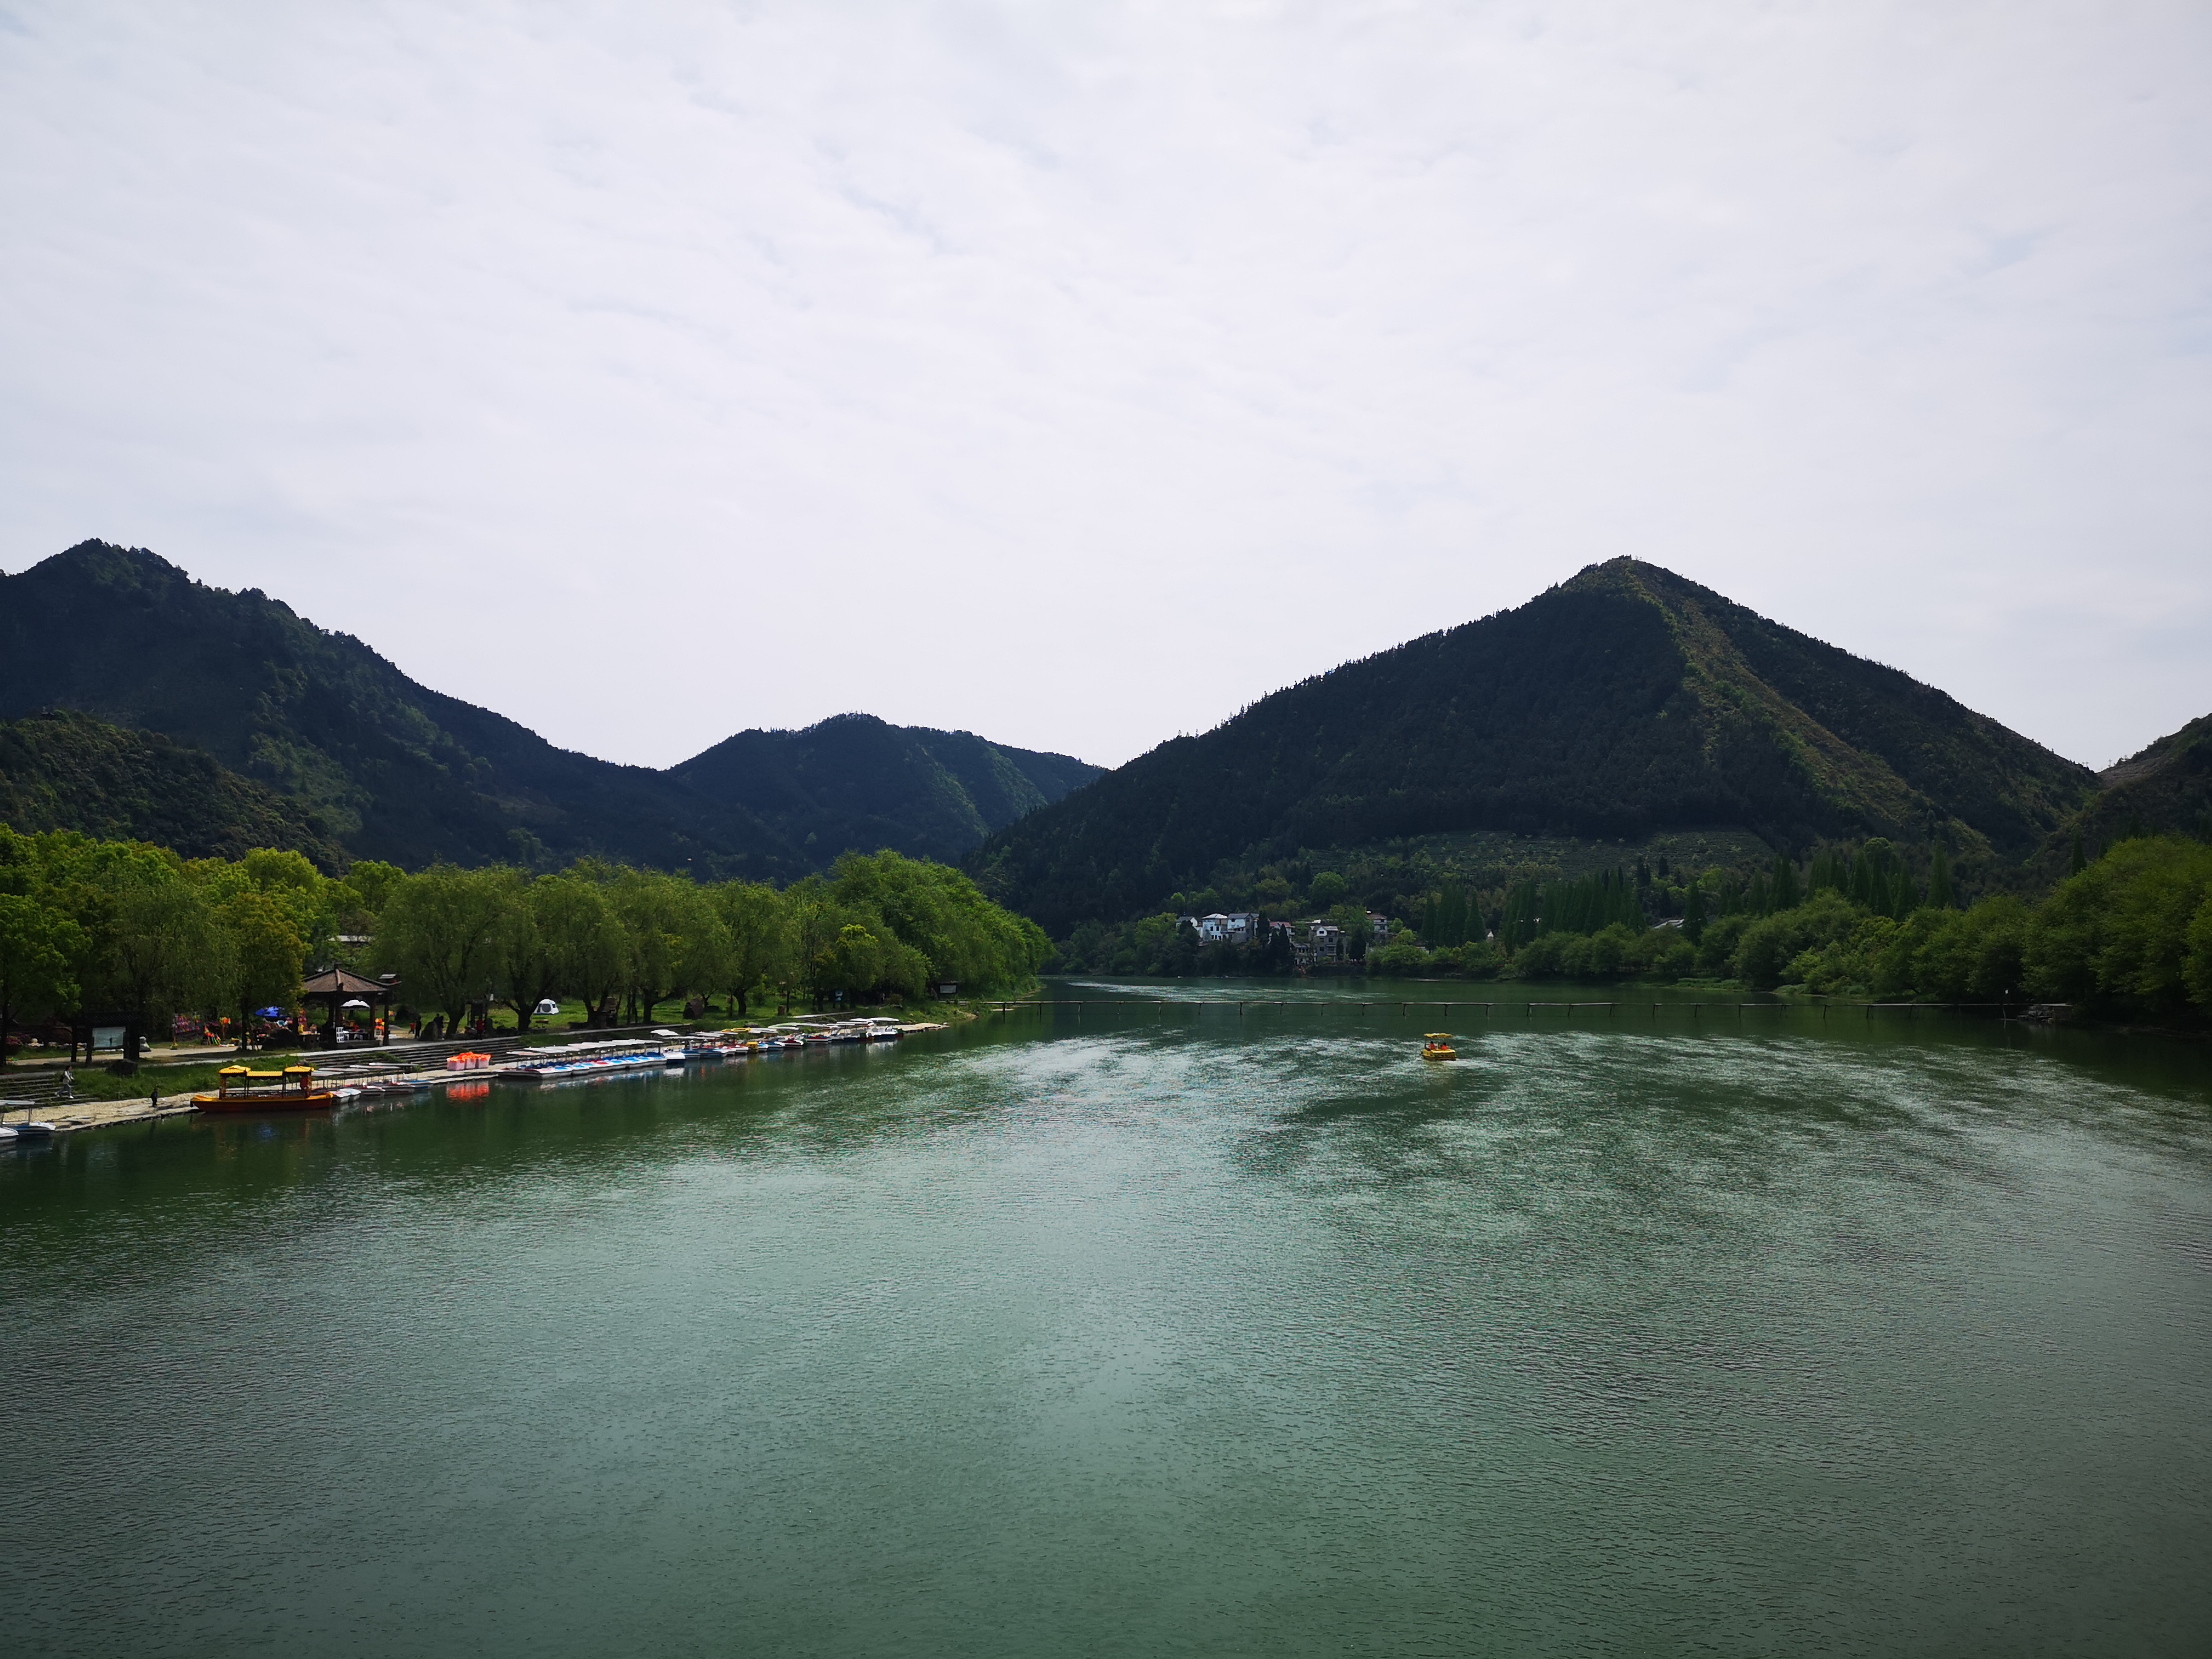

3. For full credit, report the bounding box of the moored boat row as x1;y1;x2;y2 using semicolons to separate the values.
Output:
501;1019;912;1078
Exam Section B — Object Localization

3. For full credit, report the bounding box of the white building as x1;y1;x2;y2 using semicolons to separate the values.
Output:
1191;911;1262;945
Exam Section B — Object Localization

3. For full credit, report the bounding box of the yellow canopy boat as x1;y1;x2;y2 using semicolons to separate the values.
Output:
1421;1033;1456;1061
193;1063;338;1113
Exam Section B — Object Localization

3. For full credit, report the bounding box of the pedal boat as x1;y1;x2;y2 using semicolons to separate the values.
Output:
193;1064;340;1113
1421;1033;1457;1062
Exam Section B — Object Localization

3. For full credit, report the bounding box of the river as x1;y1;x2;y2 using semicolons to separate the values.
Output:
4;980;2208;1655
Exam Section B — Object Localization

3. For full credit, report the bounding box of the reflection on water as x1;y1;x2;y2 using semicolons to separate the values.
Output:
3;980;2208;1657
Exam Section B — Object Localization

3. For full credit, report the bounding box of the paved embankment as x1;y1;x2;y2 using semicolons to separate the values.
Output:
8;1021;951;1136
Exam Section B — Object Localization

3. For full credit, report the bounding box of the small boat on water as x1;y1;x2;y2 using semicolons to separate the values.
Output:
1421;1033;1457;1062
193;1064;340;1112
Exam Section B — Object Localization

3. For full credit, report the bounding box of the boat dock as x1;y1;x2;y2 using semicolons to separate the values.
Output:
4;1017;951;1138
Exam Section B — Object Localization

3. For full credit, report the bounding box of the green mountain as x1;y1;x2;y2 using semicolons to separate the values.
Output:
670;714;1101;866
0;541;1097;873
2082;714;2212;848
0;708;346;866
970;558;2097;934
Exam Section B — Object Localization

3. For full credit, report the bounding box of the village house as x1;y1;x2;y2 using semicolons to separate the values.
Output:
1304;921;1344;964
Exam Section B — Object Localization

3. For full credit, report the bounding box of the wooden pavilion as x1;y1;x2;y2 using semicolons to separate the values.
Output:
300;967;397;1048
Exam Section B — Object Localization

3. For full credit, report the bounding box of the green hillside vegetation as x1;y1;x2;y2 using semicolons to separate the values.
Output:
668;712;1098;866
0;824;1045;1061
0;542;1095;875
974;558;2094;935
0;708;343;866
2079;714;2212;850
1060;833;2212;1024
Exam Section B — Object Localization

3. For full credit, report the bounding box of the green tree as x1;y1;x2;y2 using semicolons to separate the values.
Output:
2028;836;2212;1016
340;859;407;918
2185;893;2212;1015
490;871;568;1031
713;881;789;1014
537;874;626;1023
610;870;726;1024
0;894;81;1064
1911;895;2026;1002
1928;841;1956;909
1772;854;1800;912
105;856;219;1046
376;863;513;1027
828;851;1045;993
214;889;307;1048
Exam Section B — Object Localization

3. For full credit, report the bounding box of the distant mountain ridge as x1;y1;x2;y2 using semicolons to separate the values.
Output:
0;541;1098;873
969;558;2101;933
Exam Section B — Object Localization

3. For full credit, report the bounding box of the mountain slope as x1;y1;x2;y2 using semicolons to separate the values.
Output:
970;558;2095;933
669;714;1100;868
0;542;1096;874
0;541;794;875
0;708;346;866
2082;714;2212;846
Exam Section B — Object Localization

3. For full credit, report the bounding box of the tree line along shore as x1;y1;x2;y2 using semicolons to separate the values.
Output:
0;826;1048;1065
1053;834;2212;1027
5;822;2210;1074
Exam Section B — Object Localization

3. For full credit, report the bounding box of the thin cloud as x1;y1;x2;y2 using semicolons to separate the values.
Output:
1;1;2207;770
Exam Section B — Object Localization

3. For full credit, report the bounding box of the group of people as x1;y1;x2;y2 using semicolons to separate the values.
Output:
407;1013;489;1041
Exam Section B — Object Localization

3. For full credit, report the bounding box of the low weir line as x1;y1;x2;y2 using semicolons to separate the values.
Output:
988;999;2029;1017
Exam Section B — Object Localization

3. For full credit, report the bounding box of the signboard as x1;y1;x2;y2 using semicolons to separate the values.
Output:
91;1025;126;1053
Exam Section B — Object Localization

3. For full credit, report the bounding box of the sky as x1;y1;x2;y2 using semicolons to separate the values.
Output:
2;1;2208;773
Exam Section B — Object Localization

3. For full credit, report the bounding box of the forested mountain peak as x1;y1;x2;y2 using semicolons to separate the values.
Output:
0;541;1093;874
970;558;2097;934
668;714;1101;864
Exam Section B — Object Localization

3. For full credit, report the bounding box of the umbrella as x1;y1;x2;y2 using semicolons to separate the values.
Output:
254;1007;286;1019
341;998;370;1010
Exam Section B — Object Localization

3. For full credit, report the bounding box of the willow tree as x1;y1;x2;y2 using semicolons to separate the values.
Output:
489;871;565;1031
712;880;788;1015
610;869;725;1024
104;854;219;1047
537;874;626;1024
213;888;306;1049
376;863;512;1027
0;894;79;1065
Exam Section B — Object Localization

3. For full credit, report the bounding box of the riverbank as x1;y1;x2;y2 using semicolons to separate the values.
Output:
4;1014;959;1137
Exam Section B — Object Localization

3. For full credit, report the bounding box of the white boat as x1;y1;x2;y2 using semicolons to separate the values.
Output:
10;1120;55;1139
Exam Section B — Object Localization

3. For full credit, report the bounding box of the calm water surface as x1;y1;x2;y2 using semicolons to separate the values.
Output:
4;983;2210;1656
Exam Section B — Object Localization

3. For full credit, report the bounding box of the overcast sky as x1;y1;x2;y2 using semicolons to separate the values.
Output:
3;2;2207;772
